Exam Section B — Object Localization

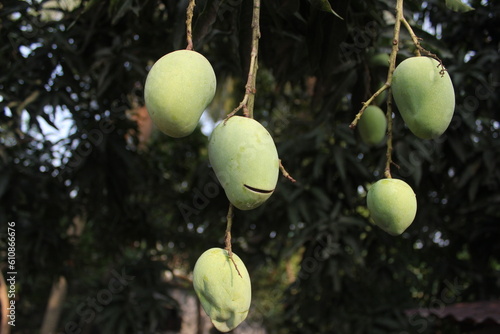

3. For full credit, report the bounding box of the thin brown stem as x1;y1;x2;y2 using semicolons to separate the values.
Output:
381;0;405;179
401;15;447;75
350;0;403;131
349;83;390;129
384;89;395;179
279;159;296;183
401;16;421;57
224;204;242;277
185;0;196;50
226;0;261;121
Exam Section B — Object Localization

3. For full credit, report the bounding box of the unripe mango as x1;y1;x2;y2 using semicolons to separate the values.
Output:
193;248;251;332
358;105;387;146
392;56;455;139
367;178;417;236
208;116;279;210
144;50;216;138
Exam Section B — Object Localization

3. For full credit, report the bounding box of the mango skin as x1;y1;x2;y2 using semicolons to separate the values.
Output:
358;105;387;146
208;116;279;210
392;56;455;139
367;178;417;236
144;50;216;138
193;248;251;332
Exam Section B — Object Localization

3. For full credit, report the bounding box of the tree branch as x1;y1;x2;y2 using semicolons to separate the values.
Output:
382;0;406;179
349;83;390;129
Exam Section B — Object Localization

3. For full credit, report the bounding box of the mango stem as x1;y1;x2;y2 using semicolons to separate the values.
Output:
224;204;242;278
226;0;261;120
382;0;405;179
185;0;196;50
279;160;296;183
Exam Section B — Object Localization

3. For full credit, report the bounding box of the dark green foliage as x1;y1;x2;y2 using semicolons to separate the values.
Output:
1;0;499;333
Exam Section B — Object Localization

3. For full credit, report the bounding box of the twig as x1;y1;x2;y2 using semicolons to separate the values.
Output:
384;89;396;179
382;0;405;179
401;16;447;76
400;16;421;57
349;83;390;129
279;159;296;183
225;0;261;121
185;0;196;50
224;204;242;278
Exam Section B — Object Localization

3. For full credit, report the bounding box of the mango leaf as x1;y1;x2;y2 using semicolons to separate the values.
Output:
309;0;343;20
445;0;474;13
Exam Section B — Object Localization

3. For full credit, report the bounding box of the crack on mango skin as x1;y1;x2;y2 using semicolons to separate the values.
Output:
243;184;274;194
208;116;280;210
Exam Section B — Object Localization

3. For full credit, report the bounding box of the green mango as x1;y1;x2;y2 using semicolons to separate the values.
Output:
193;248;251;332
208;116;279;210
392;56;455;139
368;52;390;68
367;178;417;236
144;50;216;138
358;105;387;146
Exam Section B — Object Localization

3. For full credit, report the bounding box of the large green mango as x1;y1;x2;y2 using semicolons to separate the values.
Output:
392;56;455;139
367;178;417;236
144;50;216;138
208;116;279;210
193;248;251;332
358;105;387;146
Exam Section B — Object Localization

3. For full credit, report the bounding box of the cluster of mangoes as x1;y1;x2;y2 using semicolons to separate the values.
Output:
362;56;455;236
145;49;281;331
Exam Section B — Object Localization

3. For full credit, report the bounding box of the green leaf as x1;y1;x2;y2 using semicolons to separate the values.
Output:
309;0;344;20
445;0;474;12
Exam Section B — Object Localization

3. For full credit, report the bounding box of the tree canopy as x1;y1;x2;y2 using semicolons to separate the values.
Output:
1;0;499;333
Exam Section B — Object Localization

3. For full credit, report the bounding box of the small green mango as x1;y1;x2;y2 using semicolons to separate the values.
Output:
367;178;417;236
358;105;387;146
392;56;455;139
368;52;390;68
208;116;279;210
193;248;251;332
144;50;216;138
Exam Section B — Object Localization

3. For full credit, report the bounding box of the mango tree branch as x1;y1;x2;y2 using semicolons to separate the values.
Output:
185;0;196;50
401;15;446;75
349;83;390;129
226;0;261;120
350;0;403;130
400;16;421;57
383;0;405;179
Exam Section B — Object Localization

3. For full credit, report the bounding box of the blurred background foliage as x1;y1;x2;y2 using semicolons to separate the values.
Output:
0;0;499;333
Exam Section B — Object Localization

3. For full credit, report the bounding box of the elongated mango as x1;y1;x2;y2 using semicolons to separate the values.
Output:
367;178;417;236
193;248;251;332
358;105;387;146
208;116;280;210
391;56;455;139
144;50;216;138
